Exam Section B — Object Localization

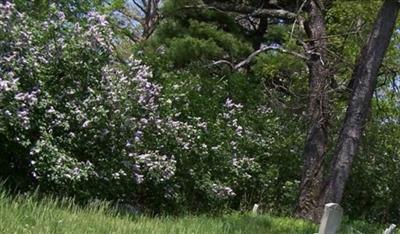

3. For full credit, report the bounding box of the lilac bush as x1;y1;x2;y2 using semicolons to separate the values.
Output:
0;2;165;196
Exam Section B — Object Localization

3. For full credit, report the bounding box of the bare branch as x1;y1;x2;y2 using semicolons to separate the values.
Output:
210;60;235;69
205;2;297;19
211;45;308;71
180;4;228;14
118;8;145;25
131;0;146;14
115;0;162;42
290;0;308;39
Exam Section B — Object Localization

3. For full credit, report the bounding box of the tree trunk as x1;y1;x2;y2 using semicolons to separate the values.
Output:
295;0;331;222
318;0;400;217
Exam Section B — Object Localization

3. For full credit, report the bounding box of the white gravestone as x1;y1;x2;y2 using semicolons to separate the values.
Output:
318;203;343;234
383;224;396;234
252;204;259;214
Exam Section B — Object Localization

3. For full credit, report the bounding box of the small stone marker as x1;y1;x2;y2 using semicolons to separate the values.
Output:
318;203;343;234
383;224;396;234
252;203;259;214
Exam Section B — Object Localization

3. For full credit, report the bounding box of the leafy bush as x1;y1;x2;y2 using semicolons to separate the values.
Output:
0;2;303;214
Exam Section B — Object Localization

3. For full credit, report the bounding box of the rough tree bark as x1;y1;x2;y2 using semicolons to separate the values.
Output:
318;0;400;219
295;0;331;222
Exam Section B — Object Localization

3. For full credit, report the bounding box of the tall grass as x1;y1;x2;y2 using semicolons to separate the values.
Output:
0;189;393;233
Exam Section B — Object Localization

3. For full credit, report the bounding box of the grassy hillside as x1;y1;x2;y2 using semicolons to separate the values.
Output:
0;190;392;234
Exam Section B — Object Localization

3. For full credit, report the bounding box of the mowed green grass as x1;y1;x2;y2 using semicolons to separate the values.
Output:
0;189;392;234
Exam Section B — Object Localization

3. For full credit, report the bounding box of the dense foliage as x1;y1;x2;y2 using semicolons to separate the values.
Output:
1;0;400;224
0;2;303;215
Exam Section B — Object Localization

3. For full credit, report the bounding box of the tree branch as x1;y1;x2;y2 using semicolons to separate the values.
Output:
212;45;309;71
205;2;297;19
131;0;146;14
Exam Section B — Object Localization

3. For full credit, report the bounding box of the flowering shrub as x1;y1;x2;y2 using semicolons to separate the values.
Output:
0;2;302;214
0;2;163;196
